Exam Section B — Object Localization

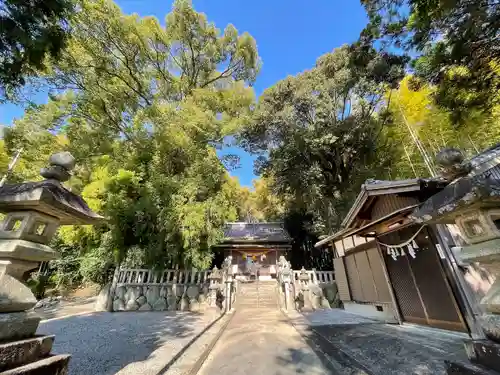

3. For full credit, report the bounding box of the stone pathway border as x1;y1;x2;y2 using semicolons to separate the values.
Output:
164;311;235;375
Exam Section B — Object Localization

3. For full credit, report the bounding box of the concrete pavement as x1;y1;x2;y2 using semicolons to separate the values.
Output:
197;308;336;375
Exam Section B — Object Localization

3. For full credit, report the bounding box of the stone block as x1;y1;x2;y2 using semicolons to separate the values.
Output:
145;286;160;305
0;212;60;245
159;286;168;298
186;286;199;300
113;299;125;312
0;311;41;342
179;297;189;311
0;272;37;313
138;303;152;311
124;300;139;311
0;335;54;372
166;296;177;311
152;298;167;311
188;300;200;312
124;287;140;304
175;285;184;296
115;286;126;300
49;152;75;171
136;296;146;306
0;354;70;375
94;283;110;312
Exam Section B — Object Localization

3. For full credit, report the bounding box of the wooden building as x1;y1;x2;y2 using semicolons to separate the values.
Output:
214;222;292;281
316;179;471;332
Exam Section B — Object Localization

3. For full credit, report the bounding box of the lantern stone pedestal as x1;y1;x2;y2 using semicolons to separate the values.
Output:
0;152;103;374
412;147;500;374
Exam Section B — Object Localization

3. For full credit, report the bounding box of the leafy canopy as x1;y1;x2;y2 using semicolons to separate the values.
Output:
240;44;406;233
360;0;500;121
0;0;75;99
5;0;261;277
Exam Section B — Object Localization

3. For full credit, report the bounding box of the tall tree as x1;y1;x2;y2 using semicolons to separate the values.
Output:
241;45;406;233
6;0;261;277
0;0;75;99
360;0;500;121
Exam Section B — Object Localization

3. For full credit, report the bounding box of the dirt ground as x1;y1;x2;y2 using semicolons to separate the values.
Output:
35;285;100;321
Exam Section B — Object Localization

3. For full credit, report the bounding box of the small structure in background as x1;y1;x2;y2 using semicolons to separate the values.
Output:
213;222;292;281
0;152;103;374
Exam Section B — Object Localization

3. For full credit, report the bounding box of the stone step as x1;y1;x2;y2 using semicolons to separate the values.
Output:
0;335;54;372
0;354;70;375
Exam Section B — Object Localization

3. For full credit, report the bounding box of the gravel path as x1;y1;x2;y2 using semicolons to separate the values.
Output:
38;310;221;375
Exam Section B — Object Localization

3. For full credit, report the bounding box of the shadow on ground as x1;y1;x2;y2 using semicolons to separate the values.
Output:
300;322;471;375
38;310;217;375
35;296;97;320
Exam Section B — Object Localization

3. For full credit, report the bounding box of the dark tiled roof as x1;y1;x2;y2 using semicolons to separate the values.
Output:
223;222;291;243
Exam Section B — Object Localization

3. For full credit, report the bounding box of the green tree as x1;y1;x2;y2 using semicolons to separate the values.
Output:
241;45;406;233
0;0;75;99
360;0;500;121
5;0;261;283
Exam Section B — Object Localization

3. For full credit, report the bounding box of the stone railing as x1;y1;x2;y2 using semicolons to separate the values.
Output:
103;259;236;313
117;268;212;285
292;269;335;287
276;257;339;312
111;268;213;312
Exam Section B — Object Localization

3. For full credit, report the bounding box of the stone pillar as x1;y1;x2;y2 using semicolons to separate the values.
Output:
208;266;222;310
299;267;311;311
0;152;103;374
221;255;234;312
277;255;292;310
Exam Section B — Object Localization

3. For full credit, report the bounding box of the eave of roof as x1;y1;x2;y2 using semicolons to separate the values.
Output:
315;204;419;248
341;178;423;229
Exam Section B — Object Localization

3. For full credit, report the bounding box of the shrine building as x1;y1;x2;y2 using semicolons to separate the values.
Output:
213;222;292;281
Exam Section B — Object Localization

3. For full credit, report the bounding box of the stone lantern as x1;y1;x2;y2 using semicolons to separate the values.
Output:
412;146;500;374
0;152;103;374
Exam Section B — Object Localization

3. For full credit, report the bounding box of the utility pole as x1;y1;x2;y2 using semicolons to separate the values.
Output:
0;148;23;187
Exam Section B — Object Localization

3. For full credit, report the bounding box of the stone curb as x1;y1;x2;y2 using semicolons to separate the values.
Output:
282;309;372;375
185;310;236;375
162;310;235;375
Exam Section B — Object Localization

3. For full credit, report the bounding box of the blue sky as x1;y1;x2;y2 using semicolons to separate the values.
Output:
0;0;368;187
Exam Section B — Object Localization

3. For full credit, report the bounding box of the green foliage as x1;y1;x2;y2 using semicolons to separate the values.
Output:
0;0;75;99
5;0;260;285
360;0;500;120
26;272;50;300
241;45;406;233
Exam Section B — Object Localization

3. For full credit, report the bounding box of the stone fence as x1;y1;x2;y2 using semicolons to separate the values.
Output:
292;269;335;287
277;257;339;312
117;268;212;286
101;262;236;313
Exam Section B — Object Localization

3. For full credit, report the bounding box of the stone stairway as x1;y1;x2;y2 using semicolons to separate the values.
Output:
236;280;278;309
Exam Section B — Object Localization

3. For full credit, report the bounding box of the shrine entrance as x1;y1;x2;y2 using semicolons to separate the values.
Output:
213;222;292;281
379;225;468;332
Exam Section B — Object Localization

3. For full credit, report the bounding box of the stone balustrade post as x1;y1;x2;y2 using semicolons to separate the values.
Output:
208;266;222;309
